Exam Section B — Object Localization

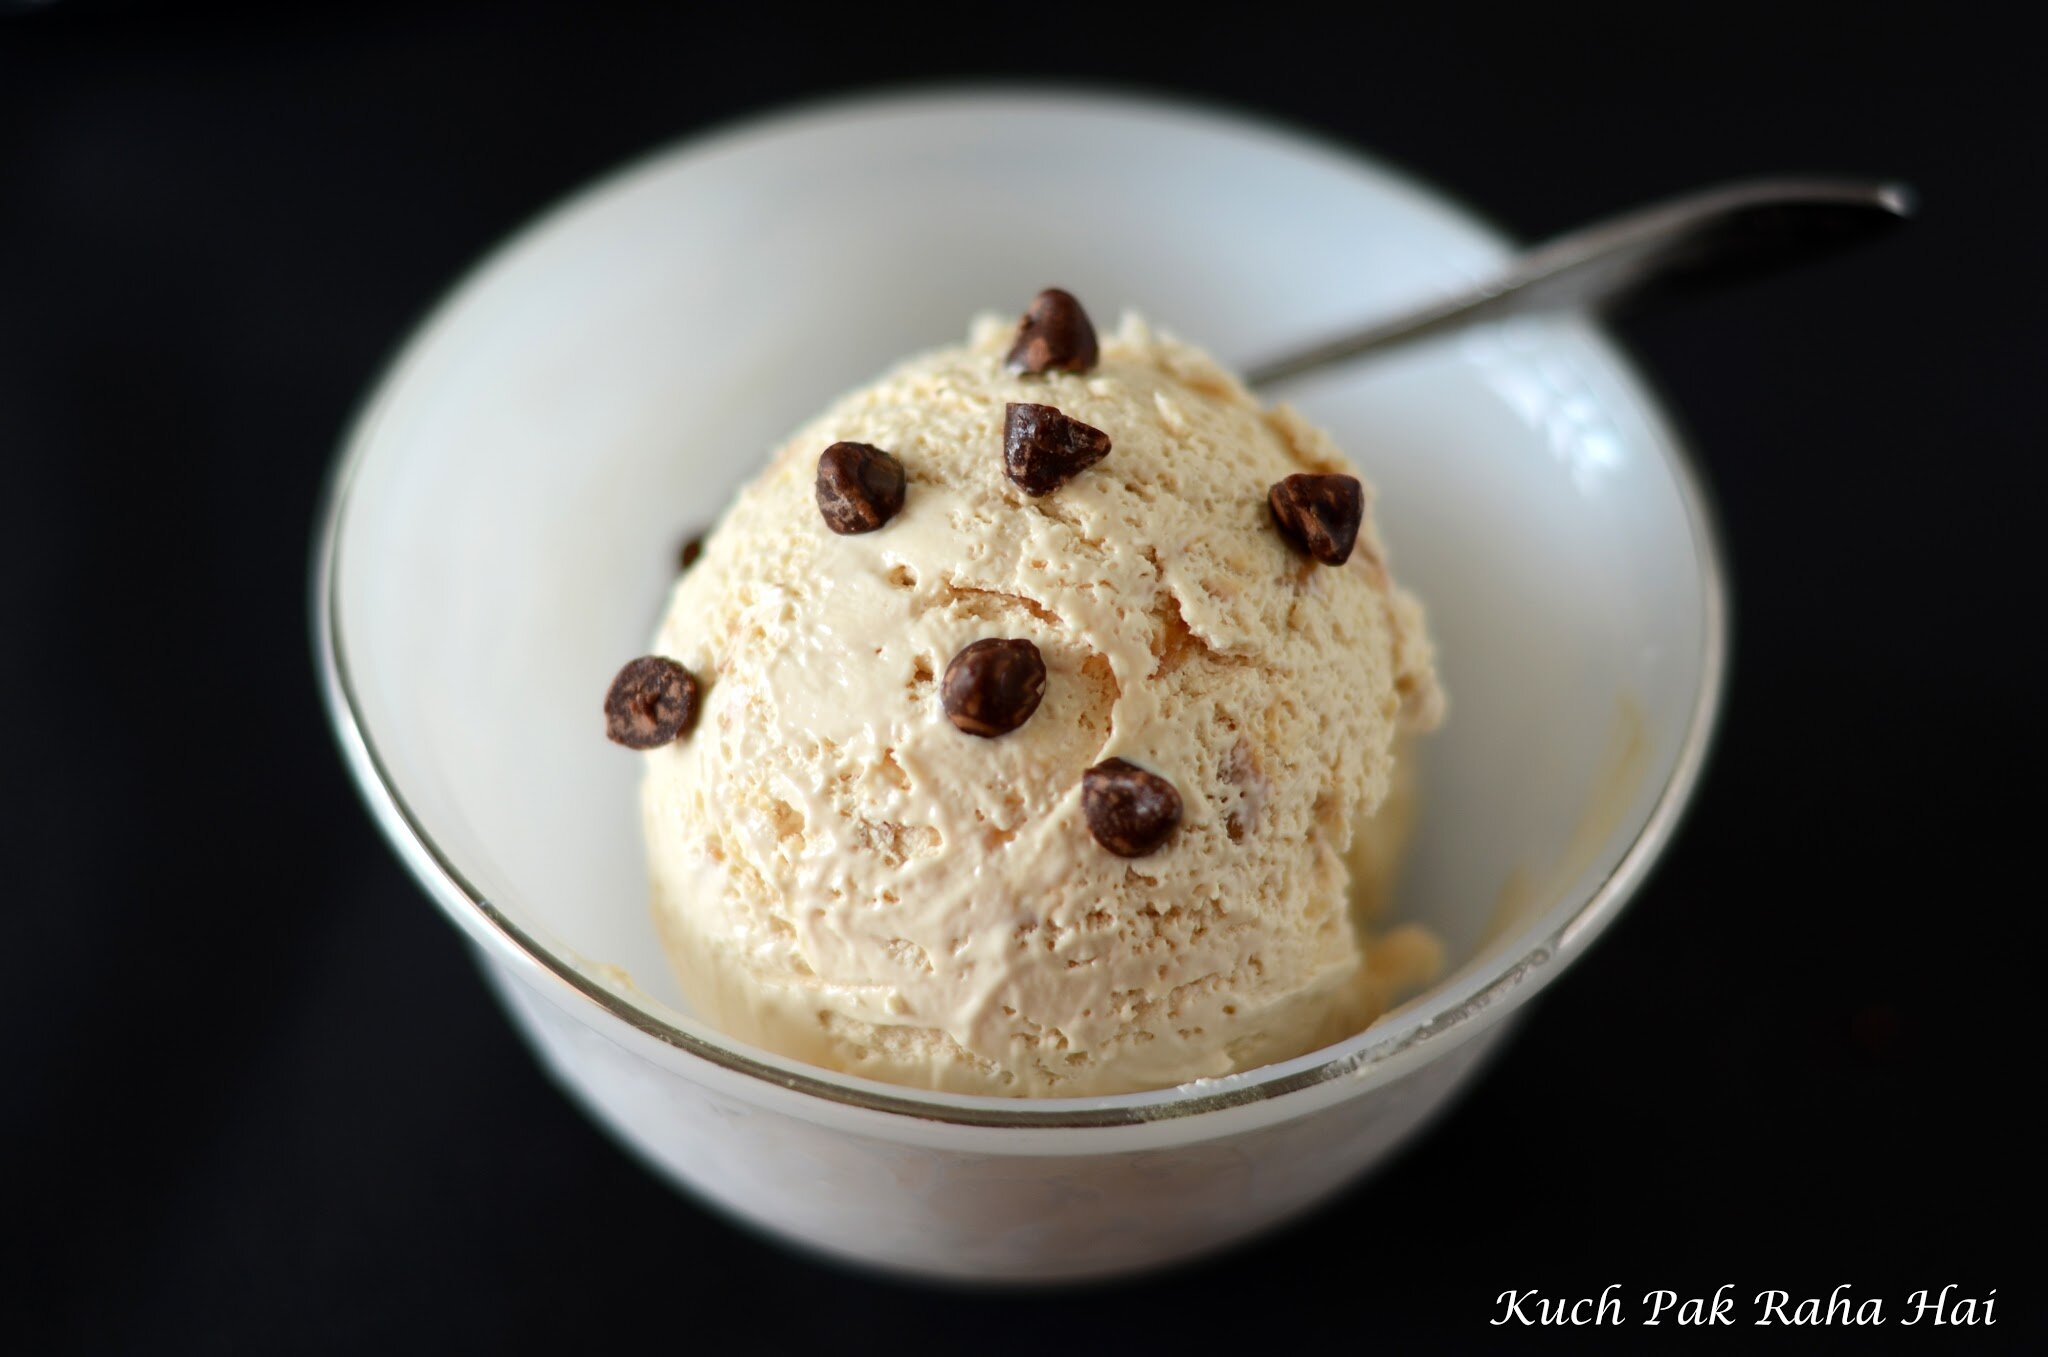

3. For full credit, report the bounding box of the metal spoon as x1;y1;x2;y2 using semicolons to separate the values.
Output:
1244;177;1913;388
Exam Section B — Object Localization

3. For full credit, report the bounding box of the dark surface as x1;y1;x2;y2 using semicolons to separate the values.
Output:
4;4;2040;1352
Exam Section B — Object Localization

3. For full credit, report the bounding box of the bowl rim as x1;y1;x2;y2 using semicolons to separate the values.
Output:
312;85;1728;1131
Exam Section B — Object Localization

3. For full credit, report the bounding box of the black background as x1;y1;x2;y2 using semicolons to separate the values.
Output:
5;3;2042;1352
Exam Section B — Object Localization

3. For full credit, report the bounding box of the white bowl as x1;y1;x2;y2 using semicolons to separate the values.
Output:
317;89;1725;1282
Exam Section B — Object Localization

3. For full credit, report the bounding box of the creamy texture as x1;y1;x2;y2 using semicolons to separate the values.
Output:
644;313;1443;1096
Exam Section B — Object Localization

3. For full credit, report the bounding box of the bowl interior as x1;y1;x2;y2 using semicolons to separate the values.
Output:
329;92;1715;1094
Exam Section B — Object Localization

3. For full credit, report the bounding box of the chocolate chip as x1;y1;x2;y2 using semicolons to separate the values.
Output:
1003;403;1111;496
815;441;906;534
604;656;700;749
941;638;1047;738
1267;473;1364;565
1082;758;1182;857
1005;288;1099;375
677;532;704;572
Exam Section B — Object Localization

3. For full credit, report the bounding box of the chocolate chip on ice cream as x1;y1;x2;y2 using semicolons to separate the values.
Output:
1268;472;1365;565
941;638;1047;737
604;655;700;749
815;441;906;534
1005;288;1100;375
1003;402;1111;496
1082;758;1183;857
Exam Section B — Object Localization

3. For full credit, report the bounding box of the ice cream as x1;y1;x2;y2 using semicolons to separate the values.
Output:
611;291;1444;1097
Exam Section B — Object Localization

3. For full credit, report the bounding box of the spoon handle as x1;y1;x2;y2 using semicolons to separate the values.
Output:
1244;177;1914;388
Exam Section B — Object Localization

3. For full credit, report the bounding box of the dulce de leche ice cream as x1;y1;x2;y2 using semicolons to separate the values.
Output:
604;290;1444;1096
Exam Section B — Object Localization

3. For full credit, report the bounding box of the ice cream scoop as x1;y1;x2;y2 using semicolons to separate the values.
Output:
617;293;1443;1096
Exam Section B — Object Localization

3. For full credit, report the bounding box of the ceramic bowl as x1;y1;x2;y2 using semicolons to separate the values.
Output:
316;89;1725;1282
